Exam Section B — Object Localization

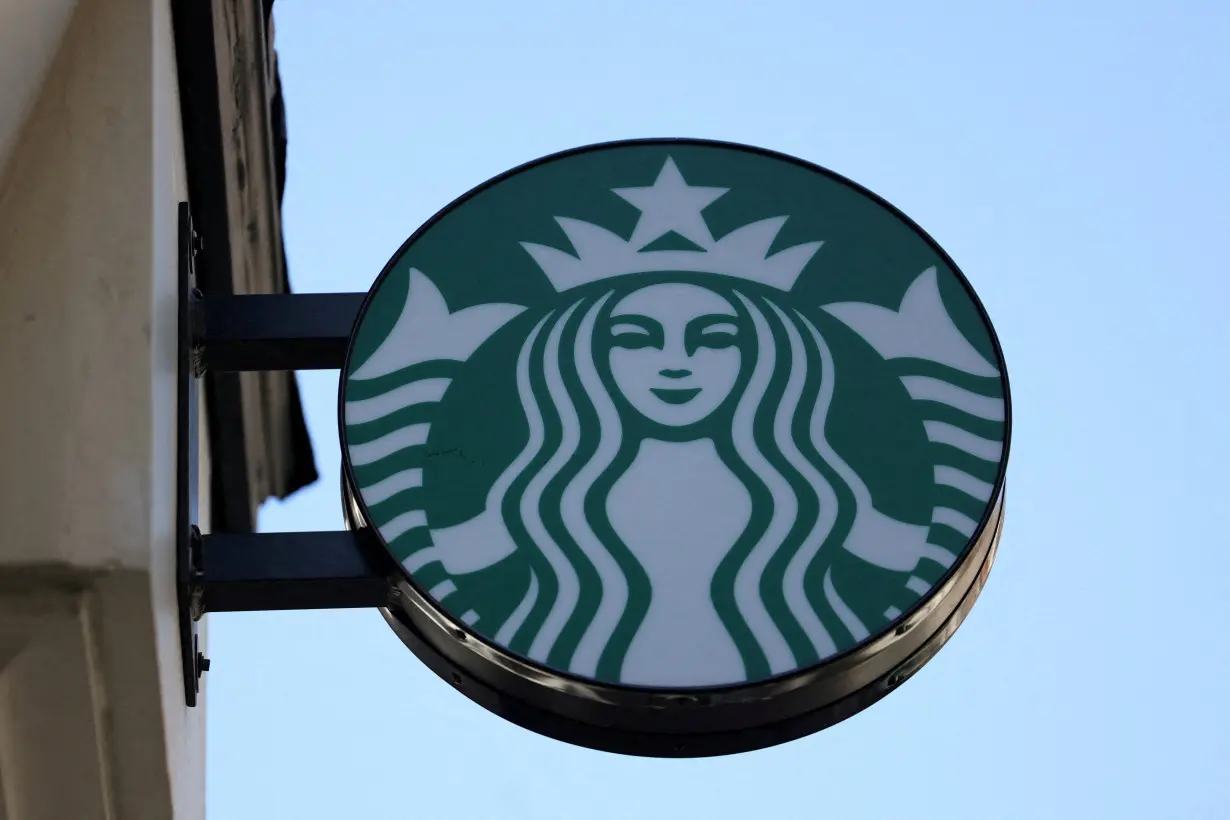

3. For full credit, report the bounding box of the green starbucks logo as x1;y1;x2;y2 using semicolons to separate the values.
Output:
342;142;1008;690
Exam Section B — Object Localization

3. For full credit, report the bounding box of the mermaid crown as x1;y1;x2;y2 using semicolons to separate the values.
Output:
521;157;823;292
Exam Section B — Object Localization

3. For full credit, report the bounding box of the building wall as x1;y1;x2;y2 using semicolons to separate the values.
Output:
0;0;78;178
0;0;206;816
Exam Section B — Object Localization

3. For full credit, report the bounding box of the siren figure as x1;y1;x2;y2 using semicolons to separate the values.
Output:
432;272;935;686
344;157;1003;688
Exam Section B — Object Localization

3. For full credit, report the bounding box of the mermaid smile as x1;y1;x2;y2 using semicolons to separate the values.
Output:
650;386;702;405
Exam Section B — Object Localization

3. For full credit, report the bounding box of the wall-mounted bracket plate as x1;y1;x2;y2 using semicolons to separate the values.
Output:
176;202;205;706
174;200;389;706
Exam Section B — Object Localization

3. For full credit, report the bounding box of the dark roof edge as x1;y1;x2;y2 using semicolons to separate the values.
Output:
172;0;318;533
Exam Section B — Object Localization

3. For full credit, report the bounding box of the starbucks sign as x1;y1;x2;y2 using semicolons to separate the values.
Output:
339;139;1010;756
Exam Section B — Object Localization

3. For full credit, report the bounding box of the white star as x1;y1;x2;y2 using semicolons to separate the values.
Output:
612;157;728;249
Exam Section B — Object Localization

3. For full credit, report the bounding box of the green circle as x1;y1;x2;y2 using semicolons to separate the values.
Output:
341;139;1009;690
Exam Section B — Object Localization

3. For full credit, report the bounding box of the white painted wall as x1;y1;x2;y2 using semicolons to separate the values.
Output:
0;0;79;177
0;0;206;816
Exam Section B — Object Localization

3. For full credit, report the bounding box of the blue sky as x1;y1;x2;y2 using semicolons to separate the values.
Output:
206;2;1230;817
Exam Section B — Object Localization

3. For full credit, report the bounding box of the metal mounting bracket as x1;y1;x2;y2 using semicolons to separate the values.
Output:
176;202;205;706
175;201;392;706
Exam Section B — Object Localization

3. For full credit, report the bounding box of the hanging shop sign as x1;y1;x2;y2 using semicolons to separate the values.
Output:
333;139;1010;756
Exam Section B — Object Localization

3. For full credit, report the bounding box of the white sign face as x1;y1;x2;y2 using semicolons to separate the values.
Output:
341;139;1010;754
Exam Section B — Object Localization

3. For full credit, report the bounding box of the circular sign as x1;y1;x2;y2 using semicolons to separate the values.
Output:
339;139;1010;756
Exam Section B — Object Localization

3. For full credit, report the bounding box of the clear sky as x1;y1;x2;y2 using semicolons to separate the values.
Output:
206;2;1230;817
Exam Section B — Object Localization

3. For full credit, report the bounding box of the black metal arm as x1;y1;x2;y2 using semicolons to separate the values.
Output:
198;529;394;613
200;292;365;371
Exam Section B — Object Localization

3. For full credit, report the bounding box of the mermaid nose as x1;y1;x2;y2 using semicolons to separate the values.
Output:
659;368;692;379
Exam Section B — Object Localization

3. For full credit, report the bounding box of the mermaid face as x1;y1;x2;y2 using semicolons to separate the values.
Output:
606;283;743;428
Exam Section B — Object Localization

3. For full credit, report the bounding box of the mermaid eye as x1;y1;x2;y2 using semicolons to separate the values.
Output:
609;316;663;349
688;315;740;352
611;322;650;336
701;321;738;338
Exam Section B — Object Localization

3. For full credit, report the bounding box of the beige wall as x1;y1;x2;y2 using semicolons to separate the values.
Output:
0;0;206;816
0;0;79;178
